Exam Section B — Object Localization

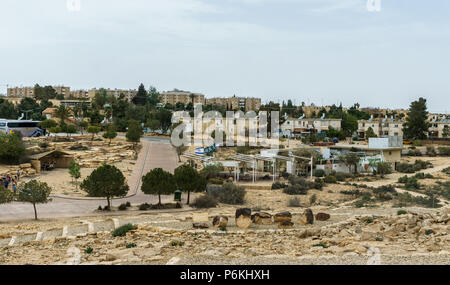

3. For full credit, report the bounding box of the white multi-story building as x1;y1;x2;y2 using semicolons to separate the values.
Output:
281;114;342;135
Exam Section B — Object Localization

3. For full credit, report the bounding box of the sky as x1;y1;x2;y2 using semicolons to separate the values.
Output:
0;0;449;113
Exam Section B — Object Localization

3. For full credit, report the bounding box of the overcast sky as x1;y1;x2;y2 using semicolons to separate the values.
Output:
1;0;449;113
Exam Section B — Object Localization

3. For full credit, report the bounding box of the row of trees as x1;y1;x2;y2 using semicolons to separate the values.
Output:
0;162;207;220
80;163;206;208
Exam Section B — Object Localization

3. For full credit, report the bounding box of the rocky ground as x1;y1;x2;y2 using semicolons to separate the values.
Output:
0;205;449;265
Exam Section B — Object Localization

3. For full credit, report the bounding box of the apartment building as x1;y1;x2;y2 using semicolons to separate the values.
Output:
70;90;89;100
357;115;404;138
160;90;205;106
281;114;342;134
205;96;261;112
7;87;34;98
53;86;71;97
429;116;450;138
7;85;71;98
88;88;137;102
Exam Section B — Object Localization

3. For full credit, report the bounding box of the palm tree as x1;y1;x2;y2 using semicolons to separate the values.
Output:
55;105;71;124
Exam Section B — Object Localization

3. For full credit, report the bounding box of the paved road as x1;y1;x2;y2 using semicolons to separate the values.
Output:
0;137;180;221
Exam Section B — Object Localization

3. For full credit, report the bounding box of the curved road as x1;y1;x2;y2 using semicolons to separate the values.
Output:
0;137;180;221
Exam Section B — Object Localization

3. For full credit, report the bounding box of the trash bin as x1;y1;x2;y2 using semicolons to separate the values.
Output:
174;190;182;202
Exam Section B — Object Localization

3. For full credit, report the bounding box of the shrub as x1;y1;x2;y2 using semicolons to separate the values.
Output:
0;133;26;163
438;146;450;156
84;247;93;254
280;172;290;179
397;160;432;173
191;194;218;208
38;142;49;148
313;169;325;177
313;178;325;190
283;184;308;195
426;146;436;156
397;210;407;215
219;182;246;205
397;163;415;173
323;175;337;184
139;203;151;211
413;140;422;147
407;149;422;157
309;194;317;205
354;200;365;208
272;182;287;190
288;197;302;207
118;203;128;211
126;243;137;248
405;178;420;190
376;162;393;177
112;224;137;237
208;178;223;185
335;172;350;182
373;185;396;194
363;217;374;223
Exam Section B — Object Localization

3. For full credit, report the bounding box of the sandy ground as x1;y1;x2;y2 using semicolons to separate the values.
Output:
19;160;135;197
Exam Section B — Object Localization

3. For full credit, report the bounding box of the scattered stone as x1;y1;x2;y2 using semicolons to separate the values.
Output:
192;223;209;229
235;208;252;229
315;213;331;221
278;221;294;229
212;216;228;228
274;212;292;223
192;213;209;223
252;212;273;225
297;209;314;225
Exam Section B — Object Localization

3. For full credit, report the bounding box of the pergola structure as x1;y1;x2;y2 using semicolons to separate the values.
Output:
230;153;312;183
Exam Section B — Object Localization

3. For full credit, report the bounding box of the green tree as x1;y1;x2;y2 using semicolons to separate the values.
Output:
48;126;62;139
174;165;205;204
0;186;14;205
365;127;377;139
87;125;101;141
0;98;19;119
156;108;173;133
39;119;58;130
200;164;224;179
147;86;160;107
443;125;449;138
55;105;71;123
341;113;358;137
80;164;129;209
132;83;148;106
403;97;431;140
126;119;143;148
69;161;81;191
103;125;117;145
17;97;41;120
62;124;78;137
141;168;176;205
77;121;89;135
145;119;160;131
339;152;360;174
0;133;26;164
17;180;52;220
